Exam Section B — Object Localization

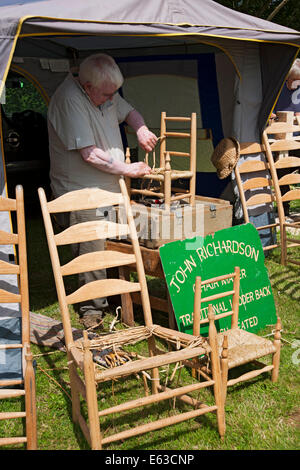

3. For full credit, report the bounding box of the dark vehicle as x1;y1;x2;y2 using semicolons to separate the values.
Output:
1;72;50;209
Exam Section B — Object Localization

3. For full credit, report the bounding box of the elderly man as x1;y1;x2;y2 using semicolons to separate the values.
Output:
47;53;157;328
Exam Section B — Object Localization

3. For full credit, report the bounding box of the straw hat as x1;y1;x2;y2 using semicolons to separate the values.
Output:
211;137;240;179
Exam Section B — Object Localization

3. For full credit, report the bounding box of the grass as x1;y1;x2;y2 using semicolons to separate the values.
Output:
1;211;300;451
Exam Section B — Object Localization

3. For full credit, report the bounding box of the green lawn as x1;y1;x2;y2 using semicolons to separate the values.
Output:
1;214;299;451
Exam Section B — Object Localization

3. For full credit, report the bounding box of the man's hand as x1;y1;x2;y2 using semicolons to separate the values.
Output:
136;125;158;152
123;161;152;178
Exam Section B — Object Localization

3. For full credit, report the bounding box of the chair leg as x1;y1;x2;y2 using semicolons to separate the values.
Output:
272;317;282;383
83;332;102;450
24;344;37;450
280;225;287;266
221;335;229;405
208;308;226;439
68;353;81;424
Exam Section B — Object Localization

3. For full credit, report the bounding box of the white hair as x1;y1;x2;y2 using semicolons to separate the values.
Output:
288;58;300;78
79;53;124;88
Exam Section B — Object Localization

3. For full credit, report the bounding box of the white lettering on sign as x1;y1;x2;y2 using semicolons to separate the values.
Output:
196;240;259;263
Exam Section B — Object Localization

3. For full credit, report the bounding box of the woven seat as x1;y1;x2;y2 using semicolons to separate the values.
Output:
193;267;281;403
39;178;225;450
217;329;276;369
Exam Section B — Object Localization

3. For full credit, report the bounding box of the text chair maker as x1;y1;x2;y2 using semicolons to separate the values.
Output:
193;267;281;403
0;185;37;449
125;112;197;211
38;177;225;450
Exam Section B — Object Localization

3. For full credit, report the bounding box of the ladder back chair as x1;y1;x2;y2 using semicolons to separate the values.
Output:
38;178;225;450
126;112;197;210
0;185;37;450
193;267;281;404
234;142;279;252
262;115;300;265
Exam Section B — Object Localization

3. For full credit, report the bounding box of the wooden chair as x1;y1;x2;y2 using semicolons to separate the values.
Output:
38;177;225;450
0;185;37;450
193;267;281;404
234;142;280;252
126;112;197;210
262;115;300;265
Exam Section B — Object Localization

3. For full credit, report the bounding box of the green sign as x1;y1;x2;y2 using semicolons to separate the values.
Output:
159;223;277;336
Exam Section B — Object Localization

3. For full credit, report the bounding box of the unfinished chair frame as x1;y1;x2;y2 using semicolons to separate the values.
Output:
0;185;37;450
193;267;281;403
126;112;197;210
38;177;225;450
234;142;280;252
262;113;300;265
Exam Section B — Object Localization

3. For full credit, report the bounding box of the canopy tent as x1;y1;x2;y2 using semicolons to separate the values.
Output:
0;0;300;380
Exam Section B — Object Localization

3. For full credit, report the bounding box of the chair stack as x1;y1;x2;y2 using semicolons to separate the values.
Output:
0;186;37;450
262;112;300;265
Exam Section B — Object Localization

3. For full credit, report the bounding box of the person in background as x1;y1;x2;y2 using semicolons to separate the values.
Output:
47;53;157;328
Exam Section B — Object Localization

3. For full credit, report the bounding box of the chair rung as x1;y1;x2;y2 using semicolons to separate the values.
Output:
0;411;26;420
101;405;217;445
66;279;141;305
0;437;27;446
0;389;25;399
0;343;23;350
98;380;214;417
95;345;206;383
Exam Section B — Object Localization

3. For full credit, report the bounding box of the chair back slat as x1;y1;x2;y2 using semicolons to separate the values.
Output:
237;159;269;173
0;197;17;211
0;259;20;274
269;140;300;152
245;193;275;207
0;230;18;245
243;177;272;191
240;142;265;155
61;250;136;276
278;173;300;186
274;156;300;169
0;288;21;303
66;278;141;305
54;221;130;246
47;188;123;213
281;189;300;202
264;121;300;135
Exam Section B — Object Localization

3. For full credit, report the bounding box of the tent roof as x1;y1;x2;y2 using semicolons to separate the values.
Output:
1;0;300;45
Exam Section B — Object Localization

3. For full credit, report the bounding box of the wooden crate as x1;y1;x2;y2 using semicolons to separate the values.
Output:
128;195;232;249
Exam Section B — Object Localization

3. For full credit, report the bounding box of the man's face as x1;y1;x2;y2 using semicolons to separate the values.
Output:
84;81;118;106
286;73;300;90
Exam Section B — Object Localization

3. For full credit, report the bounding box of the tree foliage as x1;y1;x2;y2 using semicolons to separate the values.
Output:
214;0;300;32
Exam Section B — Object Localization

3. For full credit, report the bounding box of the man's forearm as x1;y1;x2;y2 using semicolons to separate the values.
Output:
80;145;128;175
79;145;152;177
